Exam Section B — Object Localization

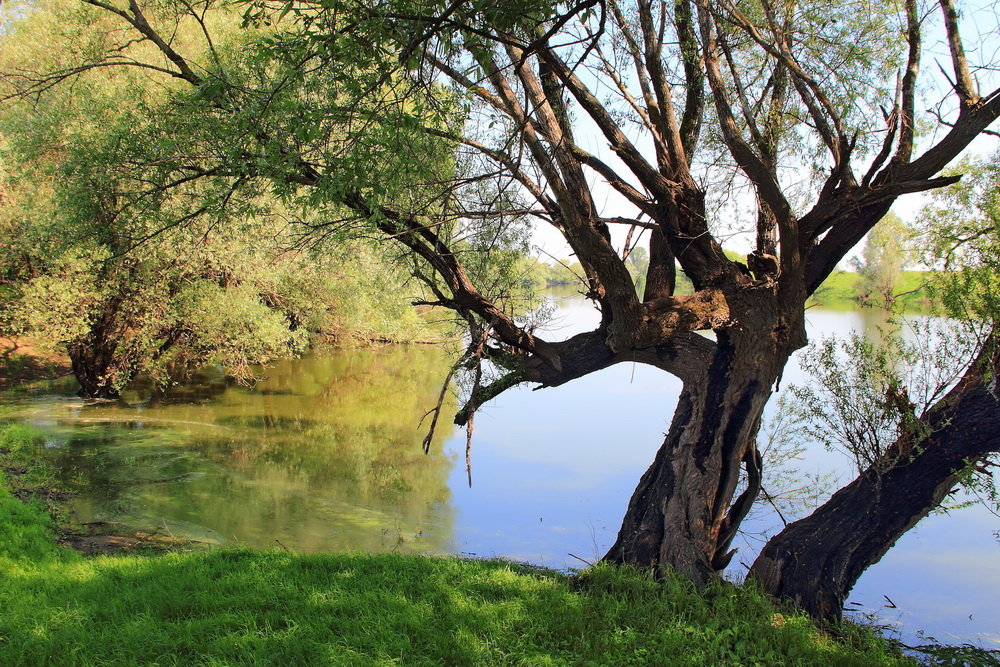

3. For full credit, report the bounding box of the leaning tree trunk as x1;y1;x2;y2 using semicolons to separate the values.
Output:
749;353;1000;620
604;325;794;583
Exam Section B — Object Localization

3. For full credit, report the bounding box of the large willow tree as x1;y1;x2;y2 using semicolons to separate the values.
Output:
4;0;999;617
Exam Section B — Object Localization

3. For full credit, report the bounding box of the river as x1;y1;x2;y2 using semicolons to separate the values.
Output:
2;293;997;649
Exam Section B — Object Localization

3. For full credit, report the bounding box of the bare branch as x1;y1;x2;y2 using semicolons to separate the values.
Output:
694;0;796;268
343;190;563;370
890;0;921;167
637;0;688;173
533;43;669;198
2;59;190;101
676;0;705;158
721;0;848;171
939;0;978;104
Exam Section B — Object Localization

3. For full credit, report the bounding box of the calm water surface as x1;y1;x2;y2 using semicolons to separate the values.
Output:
3;295;997;648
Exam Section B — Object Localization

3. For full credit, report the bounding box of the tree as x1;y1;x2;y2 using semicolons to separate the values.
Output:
854;212;910;306
4;0;1000;619
0;1;436;398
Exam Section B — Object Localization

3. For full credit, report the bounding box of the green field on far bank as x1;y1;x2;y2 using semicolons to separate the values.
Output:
0;423;911;666
804;270;933;312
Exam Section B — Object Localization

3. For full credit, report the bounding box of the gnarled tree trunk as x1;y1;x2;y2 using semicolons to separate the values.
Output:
606;298;804;581
66;295;127;400
67;342;120;399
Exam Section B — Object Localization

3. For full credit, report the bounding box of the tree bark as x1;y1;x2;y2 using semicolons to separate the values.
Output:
643;228;676;301
749;351;1000;619
605;315;797;581
67;339;121;399
66;296;127;400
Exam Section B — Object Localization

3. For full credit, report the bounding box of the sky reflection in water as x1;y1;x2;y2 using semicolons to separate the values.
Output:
448;295;1000;648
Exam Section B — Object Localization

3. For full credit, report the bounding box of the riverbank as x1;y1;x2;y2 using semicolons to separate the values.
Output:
0;337;70;392
0;424;910;665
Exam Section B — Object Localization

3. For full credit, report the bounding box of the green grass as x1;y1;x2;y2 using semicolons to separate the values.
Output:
0;425;910;666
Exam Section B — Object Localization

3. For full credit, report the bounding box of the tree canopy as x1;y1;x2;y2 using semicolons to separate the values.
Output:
0;1;440;397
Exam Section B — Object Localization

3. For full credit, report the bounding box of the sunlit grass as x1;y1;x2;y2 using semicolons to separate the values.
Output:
1;424;911;665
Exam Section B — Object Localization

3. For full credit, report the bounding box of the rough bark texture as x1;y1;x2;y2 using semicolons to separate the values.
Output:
749;351;1000;619
606;290;805;579
66;296;126;400
68;342;120;399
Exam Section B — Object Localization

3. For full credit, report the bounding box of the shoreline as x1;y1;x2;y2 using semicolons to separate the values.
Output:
0;422;912;664
0;336;72;391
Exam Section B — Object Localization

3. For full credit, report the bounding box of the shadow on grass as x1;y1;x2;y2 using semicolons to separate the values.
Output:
3;550;574;664
0;345;70;391
0;546;910;666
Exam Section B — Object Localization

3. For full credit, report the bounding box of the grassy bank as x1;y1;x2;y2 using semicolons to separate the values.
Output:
809;270;934;311
0;424;909;666
0;337;70;392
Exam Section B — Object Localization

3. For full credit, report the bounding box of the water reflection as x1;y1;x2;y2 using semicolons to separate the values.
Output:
12;346;457;554
2;295;997;648
449;294;999;648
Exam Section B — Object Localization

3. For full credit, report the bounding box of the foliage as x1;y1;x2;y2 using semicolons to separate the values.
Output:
918;154;1000;328
911;153;1000;521
751;398;837;526
787;319;982;474
0;0;441;396
853;213;911;307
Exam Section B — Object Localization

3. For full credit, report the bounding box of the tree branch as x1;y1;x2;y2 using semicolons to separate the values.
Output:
939;0;978;104
81;0;204;84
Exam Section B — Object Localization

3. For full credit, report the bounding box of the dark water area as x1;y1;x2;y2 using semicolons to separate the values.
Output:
2;295;998;650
